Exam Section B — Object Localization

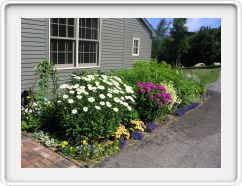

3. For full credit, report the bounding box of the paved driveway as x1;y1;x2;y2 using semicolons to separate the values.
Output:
98;76;221;168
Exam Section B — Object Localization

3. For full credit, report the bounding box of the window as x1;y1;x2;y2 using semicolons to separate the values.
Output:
49;18;100;68
132;38;140;56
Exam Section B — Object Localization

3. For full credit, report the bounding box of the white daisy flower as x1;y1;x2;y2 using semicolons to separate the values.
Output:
99;94;105;99
72;109;77;114
114;97;120;103
125;86;134;94
69;90;75;94
97;85;105;90
83;107;88;112
79;86;85;90
100;101;105;106
60;84;69;89
95;81;100;86
106;102;112;108
120;97;125;100
63;94;68;99
74;76;81;80
57;100;62;103
76;95;82;99
68;99;74;104
123;102;128;107
73;84;79;89
113;107;119;112
95;106;101;110
88;97;95;103
127;106;132;111
107;93;112;98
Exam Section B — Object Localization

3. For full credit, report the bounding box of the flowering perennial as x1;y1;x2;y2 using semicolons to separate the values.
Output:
175;102;199;116
135;82;173;122
56;73;136;139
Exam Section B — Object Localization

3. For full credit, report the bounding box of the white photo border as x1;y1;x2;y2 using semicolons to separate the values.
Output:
0;0;241;186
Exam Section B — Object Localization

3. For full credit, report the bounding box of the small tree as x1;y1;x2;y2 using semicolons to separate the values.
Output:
151;19;170;60
170;18;190;67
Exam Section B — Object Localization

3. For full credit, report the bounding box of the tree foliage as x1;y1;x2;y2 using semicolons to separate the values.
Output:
152;18;221;67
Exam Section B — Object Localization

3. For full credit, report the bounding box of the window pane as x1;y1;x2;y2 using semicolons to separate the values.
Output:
68;26;74;38
92;30;97;40
86;18;91;27
79;18;99;39
51;24;58;36
67;40;73;52
92;19;98;29
67;53;73;64
68;18;74;25
78;41;98;64
58;40;65;51
50;39;57;51
81;19;85;27
51;18;58;24
84;53;89;63
90;53;96;63
86;28;91;39
79;28;85;38
59;25;66;37
59;18;66;24
50;53;57;64
58;53;65;64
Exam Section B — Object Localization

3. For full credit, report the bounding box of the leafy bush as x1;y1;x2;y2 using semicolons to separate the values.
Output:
41;73;137;141
162;82;181;110
135;82;172;122
113;60;205;106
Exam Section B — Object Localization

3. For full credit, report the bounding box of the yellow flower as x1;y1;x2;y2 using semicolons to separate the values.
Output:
61;141;68;148
109;141;114;145
82;140;87;145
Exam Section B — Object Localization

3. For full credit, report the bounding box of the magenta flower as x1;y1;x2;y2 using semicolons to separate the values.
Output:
156;93;162;97
158;102;163;107
140;89;145;94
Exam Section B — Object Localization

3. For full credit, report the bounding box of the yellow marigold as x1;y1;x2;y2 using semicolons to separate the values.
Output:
115;124;130;139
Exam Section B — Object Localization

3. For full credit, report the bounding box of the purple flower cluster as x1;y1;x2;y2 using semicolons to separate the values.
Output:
131;130;144;140
119;137;128;149
175;102;199;116
145;122;156;132
136;82;172;107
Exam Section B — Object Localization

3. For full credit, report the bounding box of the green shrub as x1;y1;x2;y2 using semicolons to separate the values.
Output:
113;60;205;106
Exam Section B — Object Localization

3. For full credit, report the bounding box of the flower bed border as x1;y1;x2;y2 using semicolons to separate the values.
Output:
22;95;210;168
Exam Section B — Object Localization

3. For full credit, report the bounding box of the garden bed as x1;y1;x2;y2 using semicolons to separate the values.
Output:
21;60;208;167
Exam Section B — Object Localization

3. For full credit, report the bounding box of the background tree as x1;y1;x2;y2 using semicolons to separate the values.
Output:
169;18;190;67
151;19;170;60
182;26;221;66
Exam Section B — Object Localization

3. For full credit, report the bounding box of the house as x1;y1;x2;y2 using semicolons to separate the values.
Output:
21;18;156;91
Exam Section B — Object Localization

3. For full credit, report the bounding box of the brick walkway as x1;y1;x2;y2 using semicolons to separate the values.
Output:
21;134;79;168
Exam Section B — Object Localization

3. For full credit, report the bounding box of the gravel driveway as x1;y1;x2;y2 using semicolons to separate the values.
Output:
97;75;221;168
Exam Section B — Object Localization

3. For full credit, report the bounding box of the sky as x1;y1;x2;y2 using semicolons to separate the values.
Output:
146;18;221;32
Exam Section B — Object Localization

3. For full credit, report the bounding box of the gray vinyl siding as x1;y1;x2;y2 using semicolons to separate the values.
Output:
21;18;152;92
21;18;48;91
124;19;152;68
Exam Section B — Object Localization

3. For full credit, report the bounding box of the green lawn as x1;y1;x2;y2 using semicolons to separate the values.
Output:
182;67;221;84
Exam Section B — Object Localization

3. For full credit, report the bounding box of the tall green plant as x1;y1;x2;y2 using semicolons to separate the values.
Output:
30;59;59;101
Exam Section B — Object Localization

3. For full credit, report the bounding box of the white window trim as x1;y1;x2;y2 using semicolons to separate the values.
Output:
132;37;140;56
48;18;102;70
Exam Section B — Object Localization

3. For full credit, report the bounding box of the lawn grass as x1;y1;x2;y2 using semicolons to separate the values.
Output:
182;67;221;84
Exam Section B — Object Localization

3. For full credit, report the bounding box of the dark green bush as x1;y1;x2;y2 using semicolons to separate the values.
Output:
113;60;205;106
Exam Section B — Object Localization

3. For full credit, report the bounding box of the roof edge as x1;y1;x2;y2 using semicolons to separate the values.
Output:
138;18;157;38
